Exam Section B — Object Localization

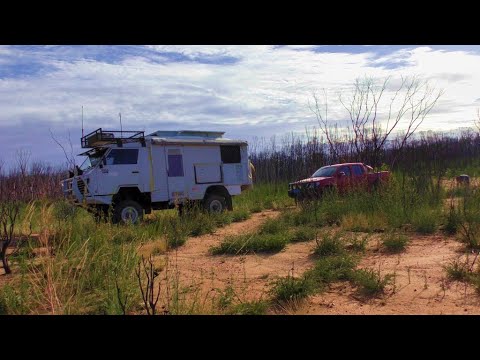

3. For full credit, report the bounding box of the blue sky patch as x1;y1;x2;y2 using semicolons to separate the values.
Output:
1;45;480;170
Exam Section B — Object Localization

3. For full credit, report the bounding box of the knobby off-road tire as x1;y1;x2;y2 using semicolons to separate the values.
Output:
113;200;144;224
203;194;227;214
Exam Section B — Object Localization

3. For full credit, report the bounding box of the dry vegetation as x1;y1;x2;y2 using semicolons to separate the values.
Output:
2;78;480;315
2;130;480;315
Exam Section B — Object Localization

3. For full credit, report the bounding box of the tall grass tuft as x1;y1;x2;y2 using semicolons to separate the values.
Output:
381;232;409;253
314;231;345;256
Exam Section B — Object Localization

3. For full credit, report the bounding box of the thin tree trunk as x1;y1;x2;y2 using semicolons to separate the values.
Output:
1;241;11;274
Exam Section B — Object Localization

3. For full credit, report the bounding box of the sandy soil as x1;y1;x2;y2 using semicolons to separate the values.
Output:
295;234;480;315
157;209;318;304
3;207;480;315
158;212;480;314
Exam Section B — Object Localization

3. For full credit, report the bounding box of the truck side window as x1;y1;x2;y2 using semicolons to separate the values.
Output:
168;149;184;177
221;146;241;164
352;165;365;176
105;149;138;165
338;166;351;176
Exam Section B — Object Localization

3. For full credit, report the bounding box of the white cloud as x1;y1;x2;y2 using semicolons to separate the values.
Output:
1;45;480;168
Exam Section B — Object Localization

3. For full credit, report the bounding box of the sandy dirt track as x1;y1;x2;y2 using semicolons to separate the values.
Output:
160;211;480;314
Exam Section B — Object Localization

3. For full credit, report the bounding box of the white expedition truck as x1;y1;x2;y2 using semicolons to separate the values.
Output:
62;128;253;224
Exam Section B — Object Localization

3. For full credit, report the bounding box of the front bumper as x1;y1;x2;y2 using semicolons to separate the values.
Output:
288;181;322;200
62;177;112;206
62;177;86;204
288;188;301;198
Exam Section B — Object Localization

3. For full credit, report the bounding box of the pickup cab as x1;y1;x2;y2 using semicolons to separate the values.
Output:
288;162;390;200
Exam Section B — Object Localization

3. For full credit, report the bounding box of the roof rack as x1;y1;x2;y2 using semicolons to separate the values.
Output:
81;128;145;148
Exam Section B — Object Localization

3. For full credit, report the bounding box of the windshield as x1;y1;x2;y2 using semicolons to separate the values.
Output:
79;149;107;171
311;166;337;178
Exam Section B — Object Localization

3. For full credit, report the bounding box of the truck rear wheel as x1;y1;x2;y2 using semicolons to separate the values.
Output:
203;194;226;213
113;200;144;224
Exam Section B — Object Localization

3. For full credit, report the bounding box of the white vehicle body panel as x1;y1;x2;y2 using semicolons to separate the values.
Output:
62;130;253;209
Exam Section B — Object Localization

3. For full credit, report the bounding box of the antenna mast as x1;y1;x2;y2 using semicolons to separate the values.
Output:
81;106;84;138
119;112;122;137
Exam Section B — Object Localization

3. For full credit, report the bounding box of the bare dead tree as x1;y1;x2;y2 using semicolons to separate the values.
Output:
15;149;31;178
115;273;129;315
310;89;340;161
311;76;443;169
49;129;76;170
135;255;161;315
474;108;480;133
339;76;388;162
0;185;20;275
341;76;443;168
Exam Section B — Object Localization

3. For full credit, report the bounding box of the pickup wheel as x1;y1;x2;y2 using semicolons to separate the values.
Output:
203;194;226;213
113;200;144;224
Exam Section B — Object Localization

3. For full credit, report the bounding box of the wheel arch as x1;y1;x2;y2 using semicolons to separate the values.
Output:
204;185;233;211
113;187;152;214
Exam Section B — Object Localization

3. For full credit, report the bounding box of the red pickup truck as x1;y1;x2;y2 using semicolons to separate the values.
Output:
288;162;390;200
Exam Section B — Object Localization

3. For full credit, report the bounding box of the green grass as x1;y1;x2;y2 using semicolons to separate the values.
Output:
1;185;294;314
233;183;293;212
259;218;287;235
3;172;471;314
351;269;393;297
211;233;289;255
231;209;251;223
412;208;438;234
471;276;480;295
269;274;315;303
444;259;471;282
290;227;317;243
444;204;461;235
216;285;236;310
341;213;388;233
210;208;301;255
307;255;358;287
456;194;480;249
313;231;345;256
283;174;445;235
346;234;369;253
0;281;30;315
228;300;269;315
443;255;480;295
381;233;409;254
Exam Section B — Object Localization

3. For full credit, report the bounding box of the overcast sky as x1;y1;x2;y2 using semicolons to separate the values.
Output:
1;45;479;170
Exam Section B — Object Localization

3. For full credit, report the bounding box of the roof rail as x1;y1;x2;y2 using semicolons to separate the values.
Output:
81;128;145;148
148;130;225;138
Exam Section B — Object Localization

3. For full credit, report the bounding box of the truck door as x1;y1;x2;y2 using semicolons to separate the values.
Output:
166;147;186;203
100;148;140;194
351;164;368;190
336;165;351;194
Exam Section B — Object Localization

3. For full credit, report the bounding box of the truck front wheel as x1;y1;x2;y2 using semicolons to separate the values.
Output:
113;200;144;224
203;194;227;213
